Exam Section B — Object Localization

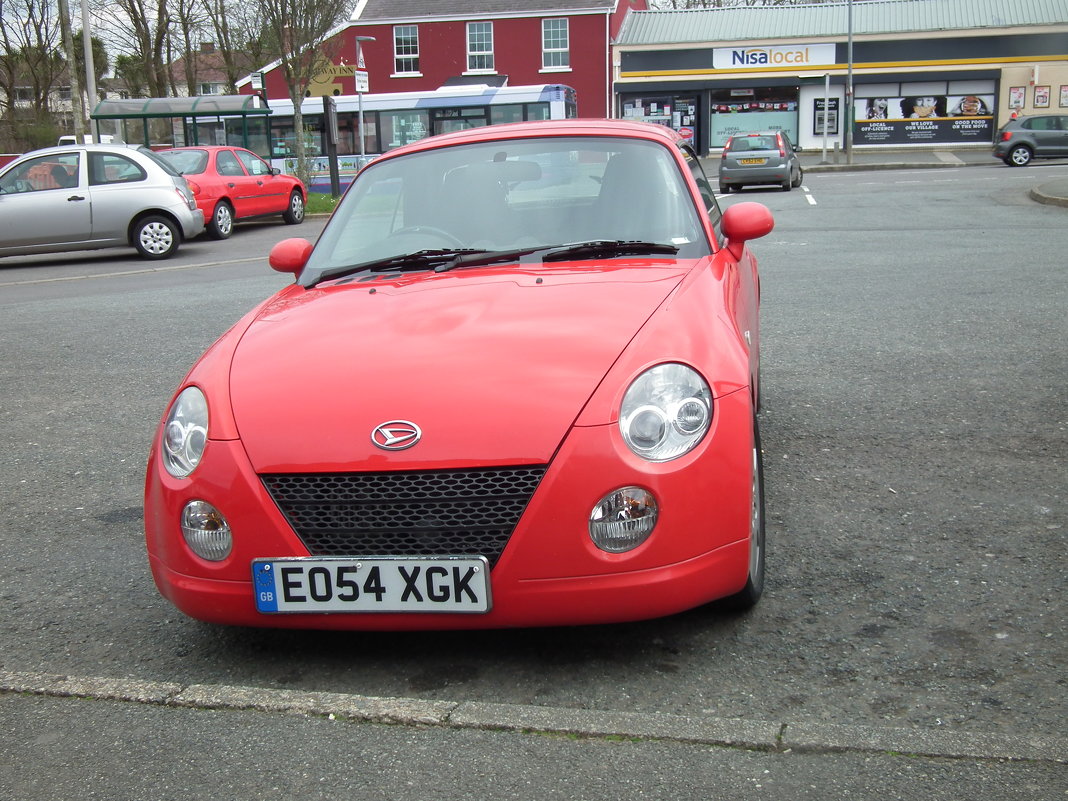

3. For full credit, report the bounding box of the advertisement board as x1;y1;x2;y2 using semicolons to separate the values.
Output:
853;93;994;145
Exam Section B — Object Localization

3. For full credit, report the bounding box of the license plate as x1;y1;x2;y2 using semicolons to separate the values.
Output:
739;158;767;165
252;556;491;614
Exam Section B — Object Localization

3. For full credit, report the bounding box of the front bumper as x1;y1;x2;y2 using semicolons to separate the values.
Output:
145;388;755;630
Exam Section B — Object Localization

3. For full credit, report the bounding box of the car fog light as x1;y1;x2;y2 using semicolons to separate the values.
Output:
181;501;232;561
589;487;658;553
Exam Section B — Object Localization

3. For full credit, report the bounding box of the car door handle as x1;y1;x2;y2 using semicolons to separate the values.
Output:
227;182;236;188
67;195;86;201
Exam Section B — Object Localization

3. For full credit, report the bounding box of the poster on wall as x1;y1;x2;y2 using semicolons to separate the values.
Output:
1035;86;1050;108
853;94;994;145
813;98;839;135
1009;87;1026;109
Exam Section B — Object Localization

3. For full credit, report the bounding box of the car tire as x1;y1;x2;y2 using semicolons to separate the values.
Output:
207;201;234;239
1007;145;1032;167
722;419;766;611
719;184;730;194
132;215;180;260
781;176;791;191
283;190;305;224
791;165;804;188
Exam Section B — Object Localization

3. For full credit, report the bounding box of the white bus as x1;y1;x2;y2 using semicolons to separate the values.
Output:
262;83;577;190
267;83;578;159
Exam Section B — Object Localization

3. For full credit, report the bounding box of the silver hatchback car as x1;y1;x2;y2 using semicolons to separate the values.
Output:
0;144;205;260
718;131;803;193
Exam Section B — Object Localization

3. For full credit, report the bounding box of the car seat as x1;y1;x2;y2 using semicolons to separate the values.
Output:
51;164;75;188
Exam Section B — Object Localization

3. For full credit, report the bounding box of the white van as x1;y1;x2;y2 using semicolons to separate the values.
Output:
57;134;119;146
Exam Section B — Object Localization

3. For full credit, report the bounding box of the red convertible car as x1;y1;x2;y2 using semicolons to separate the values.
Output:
144;119;775;630
156;145;306;239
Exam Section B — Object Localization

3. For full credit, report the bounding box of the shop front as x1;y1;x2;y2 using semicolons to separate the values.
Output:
613;3;1067;154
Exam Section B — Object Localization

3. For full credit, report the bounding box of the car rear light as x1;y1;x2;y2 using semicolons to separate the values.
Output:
185;179;201;195
776;134;786;157
722;138;732;159
1000;131;1013;142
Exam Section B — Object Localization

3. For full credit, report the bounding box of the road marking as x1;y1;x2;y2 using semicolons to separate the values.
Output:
0;256;264;287
803;185;817;205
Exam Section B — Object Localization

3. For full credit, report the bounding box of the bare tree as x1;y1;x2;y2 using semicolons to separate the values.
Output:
97;0;173;96
200;0;275;93
254;0;352;184
57;0;84;138
0;0;64;147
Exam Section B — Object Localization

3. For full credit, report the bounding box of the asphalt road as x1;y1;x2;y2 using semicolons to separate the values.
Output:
1;163;1065;798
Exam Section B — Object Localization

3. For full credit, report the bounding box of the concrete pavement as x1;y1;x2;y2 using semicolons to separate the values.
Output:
2;669;1064;765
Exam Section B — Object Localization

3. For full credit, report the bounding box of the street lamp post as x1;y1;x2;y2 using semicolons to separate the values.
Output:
845;0;854;164
355;35;376;160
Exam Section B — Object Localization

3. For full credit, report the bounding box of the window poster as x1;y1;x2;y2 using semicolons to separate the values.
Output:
1009;86;1026;109
1034;86;1050;108
853;90;995;145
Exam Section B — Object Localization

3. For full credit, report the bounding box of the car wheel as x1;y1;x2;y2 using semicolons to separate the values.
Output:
207;201;234;239
781;175;791;191
722;419;766;610
283;190;305;224
1007;145;1032;167
719;184;730;194
132;215;180;260
791;165;804;188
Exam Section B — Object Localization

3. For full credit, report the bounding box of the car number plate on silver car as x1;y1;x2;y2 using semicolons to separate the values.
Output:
739;158;767;165
252;556;491;614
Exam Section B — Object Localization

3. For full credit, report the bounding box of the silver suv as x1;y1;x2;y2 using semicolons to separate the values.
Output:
993;114;1068;167
0;144;205;259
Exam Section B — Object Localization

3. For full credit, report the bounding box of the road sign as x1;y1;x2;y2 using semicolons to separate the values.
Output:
355;70;369;93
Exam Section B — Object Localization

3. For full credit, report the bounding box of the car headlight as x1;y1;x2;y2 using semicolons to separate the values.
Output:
162;386;208;478
619;363;712;461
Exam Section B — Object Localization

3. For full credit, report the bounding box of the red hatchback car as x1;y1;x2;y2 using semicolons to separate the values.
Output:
156;145;306;239
144;119;776;630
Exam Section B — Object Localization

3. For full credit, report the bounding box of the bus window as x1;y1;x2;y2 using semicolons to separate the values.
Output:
380;110;429;150
490;104;524;125
525;103;551;121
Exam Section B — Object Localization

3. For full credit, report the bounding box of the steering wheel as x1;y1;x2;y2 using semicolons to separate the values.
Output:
389;226;464;247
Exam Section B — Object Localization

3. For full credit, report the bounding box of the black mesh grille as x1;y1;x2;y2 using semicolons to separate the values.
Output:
261;466;546;567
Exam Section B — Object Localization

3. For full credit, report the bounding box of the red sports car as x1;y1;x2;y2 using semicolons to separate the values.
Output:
156;145;306;239
144;119;775;630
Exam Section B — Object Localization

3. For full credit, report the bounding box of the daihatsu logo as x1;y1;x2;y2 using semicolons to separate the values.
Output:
371;420;422;450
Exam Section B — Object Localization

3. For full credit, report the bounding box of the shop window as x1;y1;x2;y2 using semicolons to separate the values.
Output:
708;88;798;148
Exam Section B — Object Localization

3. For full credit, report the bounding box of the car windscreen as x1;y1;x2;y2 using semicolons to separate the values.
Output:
301;136;710;285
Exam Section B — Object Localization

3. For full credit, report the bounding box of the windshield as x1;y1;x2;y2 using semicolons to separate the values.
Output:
301;136;709;286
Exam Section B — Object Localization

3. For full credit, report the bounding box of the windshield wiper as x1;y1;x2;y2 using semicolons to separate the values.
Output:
432;240;679;274
538;240;679;262
310;249;488;285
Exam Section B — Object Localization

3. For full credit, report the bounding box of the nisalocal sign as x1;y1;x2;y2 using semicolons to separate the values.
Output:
712;43;836;70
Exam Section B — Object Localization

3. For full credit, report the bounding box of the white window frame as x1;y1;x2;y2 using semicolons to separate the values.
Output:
466;21;494;73
393;24;420;76
541;18;570;71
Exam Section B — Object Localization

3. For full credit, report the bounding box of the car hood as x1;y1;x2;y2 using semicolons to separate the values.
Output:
228;262;692;471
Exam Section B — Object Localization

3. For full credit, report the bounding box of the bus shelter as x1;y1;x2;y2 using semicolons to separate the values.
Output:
89;95;273;157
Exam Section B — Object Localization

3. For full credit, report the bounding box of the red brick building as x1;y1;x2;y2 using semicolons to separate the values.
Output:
251;0;647;119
